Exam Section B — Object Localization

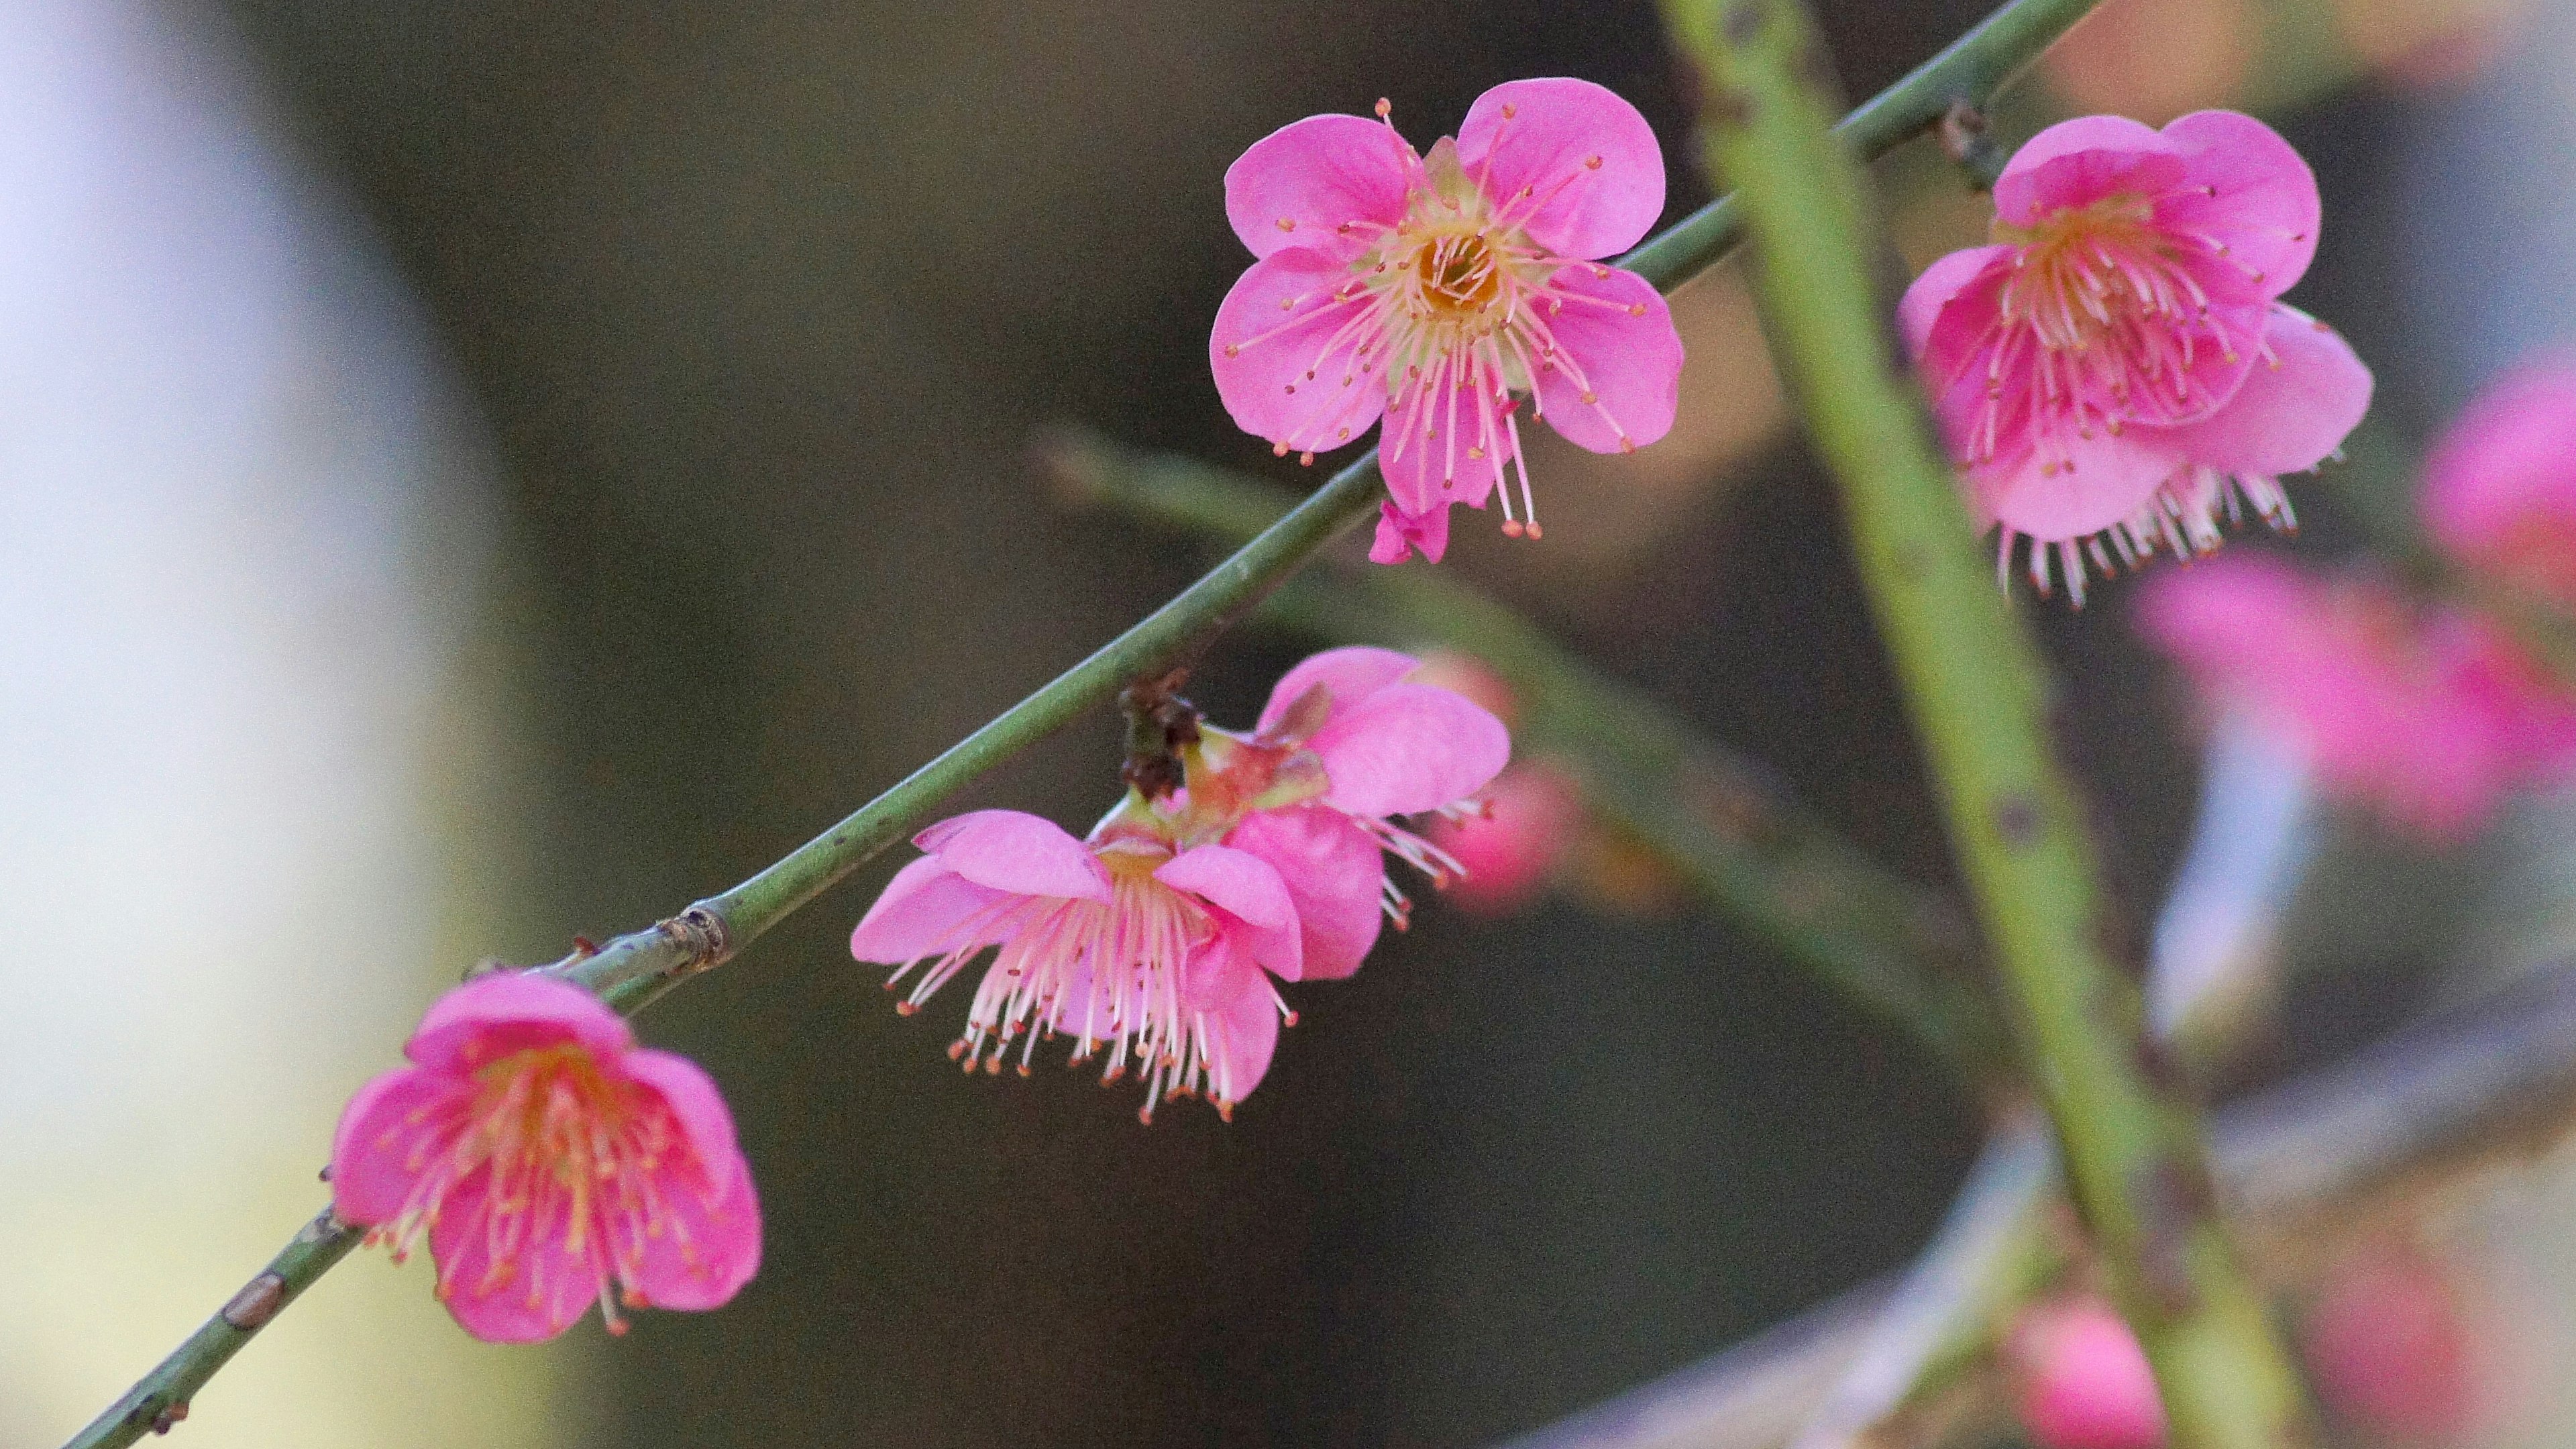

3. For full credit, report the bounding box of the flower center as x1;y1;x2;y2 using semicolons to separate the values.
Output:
1967;193;2257;476
886;837;1283;1121
1415;231;1506;317
366;1041;684;1332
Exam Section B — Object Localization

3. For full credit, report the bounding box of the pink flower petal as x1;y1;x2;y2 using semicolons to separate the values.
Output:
620;1155;762;1313
1900;244;2013;359
1155;843;1302;979
427;1165;596;1343
1309;681;1512;818
1203;973;1281;1107
1377;364;1505;515
1257;645;1418;735
1529;264;1683;455
1370;499;1453;564
1992;114;2184;229
2421;358;2576;559
406;972;631;1075
1224;804;1384;981
2159;110;2320;299
848;855;1016;963
329;1066;467;1226
622;1049;743;1179
1210;247;1389;459
1456;77;1666;260
915;809;1110;902
1225;112;1417;262
1972;427;2183;543
2156;306;2371;476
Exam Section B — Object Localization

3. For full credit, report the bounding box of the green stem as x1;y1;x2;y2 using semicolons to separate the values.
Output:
1046;429;2010;1080
64;1;2129;1441
1655;3;2317;1448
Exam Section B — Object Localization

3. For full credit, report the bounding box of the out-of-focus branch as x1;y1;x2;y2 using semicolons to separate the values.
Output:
1658;0;2312;1441
1498;960;2576;1449
1782;1113;2056;1449
1044;430;2010;1080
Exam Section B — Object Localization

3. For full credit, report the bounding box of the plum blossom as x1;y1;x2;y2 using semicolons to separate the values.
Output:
2421;358;2576;605
330;973;762;1342
850;648;1510;1118
1210;79;1684;561
1426;763;1583;916
2302;1238;2491;1442
2007;1297;2169;1449
2139;555;2576;837
1208;647;1511;973
1900;111;2373;603
849;806;1303;1120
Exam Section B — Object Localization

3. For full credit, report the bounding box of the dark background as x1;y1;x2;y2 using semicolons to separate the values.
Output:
191;1;2402;1442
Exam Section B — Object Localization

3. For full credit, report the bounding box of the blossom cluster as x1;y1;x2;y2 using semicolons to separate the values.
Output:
851;647;1509;1120
2141;361;2576;835
317;76;2459;1386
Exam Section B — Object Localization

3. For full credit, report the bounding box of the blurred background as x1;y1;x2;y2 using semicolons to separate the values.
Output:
9;0;2575;1444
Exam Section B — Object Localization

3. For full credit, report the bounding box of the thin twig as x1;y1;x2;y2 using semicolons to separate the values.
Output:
59;0;2112;1441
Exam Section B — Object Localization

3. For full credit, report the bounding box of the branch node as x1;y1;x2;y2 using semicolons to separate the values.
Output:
147;1403;186;1436
220;1274;287;1332
1938;100;2006;191
1118;669;1201;801
661;904;733;977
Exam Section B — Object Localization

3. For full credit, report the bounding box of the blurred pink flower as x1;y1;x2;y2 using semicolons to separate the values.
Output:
331;973;761;1342
2008;1297;2169;1449
850;808;1301;1120
1428;763;1584;915
1212;79;1683;558
2139;555;2576;835
1900;111;2371;603
2421;358;2576;606
2302;1239;2485;1442
1401;648;1521;725
1216;647;1513;973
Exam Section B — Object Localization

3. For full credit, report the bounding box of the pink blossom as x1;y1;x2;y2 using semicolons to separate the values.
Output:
2139;555;2576;836
2302;1239;2487;1442
849;807;1304;1120
1428;763;1583;915
1212;80;1684;558
1212;647;1513;973
849;649;1509;1118
2421;358;2576;606
2007;1297;2169;1449
1900;111;2373;603
330;973;761;1342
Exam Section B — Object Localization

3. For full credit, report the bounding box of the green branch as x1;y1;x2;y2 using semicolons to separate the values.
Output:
1044;429;2011;1080
62;1;2125;1441
1654;1;2316;1447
